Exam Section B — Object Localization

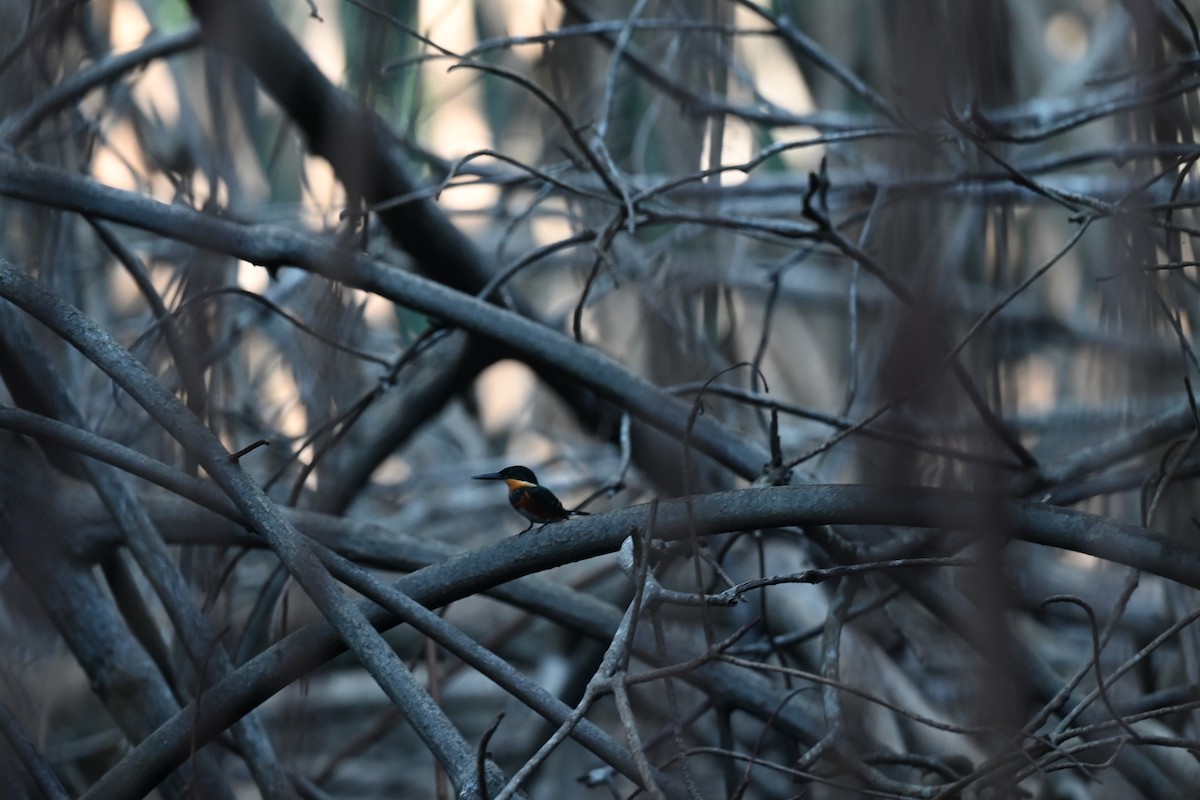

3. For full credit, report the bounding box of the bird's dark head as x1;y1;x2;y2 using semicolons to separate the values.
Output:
472;465;539;487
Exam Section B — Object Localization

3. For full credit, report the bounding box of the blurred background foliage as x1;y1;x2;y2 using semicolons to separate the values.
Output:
5;0;1200;798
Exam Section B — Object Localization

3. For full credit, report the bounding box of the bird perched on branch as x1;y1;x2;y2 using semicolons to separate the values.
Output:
472;465;589;533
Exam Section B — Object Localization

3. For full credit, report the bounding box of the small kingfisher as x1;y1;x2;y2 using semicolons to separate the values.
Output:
472;465;589;533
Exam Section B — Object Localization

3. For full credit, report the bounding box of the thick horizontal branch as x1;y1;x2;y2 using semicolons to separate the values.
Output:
15;404;1186;589
0;156;769;479
77;478;1200;798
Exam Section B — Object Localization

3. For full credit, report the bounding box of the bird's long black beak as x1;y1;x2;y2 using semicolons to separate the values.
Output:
472;472;504;481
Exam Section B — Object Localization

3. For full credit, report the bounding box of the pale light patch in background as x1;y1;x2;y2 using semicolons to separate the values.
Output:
297;4;348;223
127;62;192;205
121;3;182;203
256;352;309;439
699;116;754;186
420;0;498;228
499;0;564;64
129;53;180;127
528;196;574;250
92;119;148;192
94;0;179;202
476;359;535;433
572;301;603;347
1062;550;1100;570
506;430;555;464
94;1;151;191
732;5;814;114
105;259;142;317
105;254;175;316
301;1;347;84
769;126;826;172
731;5;822;172
500;0;561;39
361;288;400;330
188;171;228;208
101;0;153;161
300;154;346;227
237;260;270;294
373;454;413;486
1045;11;1089;63
434;178;501;228
1015;354;1057;413
107;0;152;51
